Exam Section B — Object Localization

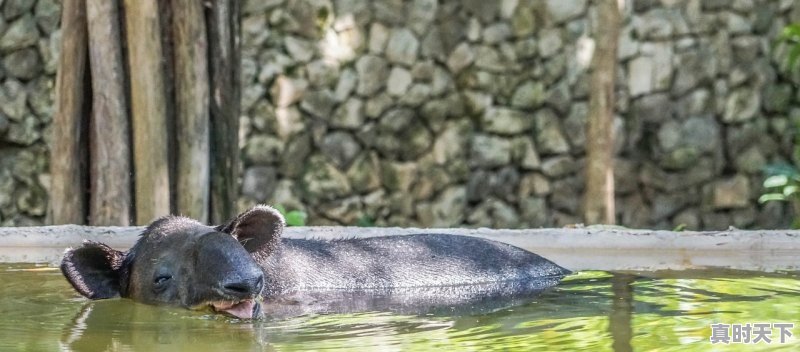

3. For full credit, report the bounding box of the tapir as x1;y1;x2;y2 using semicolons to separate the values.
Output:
61;205;571;319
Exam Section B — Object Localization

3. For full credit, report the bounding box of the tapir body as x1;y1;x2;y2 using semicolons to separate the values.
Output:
61;206;570;319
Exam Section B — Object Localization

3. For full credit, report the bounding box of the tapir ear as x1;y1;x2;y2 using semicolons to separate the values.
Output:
60;241;124;299
217;205;285;255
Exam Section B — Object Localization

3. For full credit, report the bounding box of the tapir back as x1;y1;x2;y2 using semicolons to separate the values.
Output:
258;234;570;296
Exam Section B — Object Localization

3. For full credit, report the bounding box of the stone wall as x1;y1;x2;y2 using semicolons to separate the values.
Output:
0;0;59;226
0;0;797;229
238;0;797;229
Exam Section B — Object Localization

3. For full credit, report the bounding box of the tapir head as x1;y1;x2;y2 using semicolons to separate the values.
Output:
60;205;284;319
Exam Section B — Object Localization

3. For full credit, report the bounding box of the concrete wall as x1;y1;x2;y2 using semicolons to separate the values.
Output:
0;0;797;229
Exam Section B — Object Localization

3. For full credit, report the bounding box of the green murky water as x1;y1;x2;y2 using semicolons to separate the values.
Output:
0;264;797;351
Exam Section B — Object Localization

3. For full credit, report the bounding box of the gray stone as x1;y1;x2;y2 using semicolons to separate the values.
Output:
26;77;53;121
306;60;339;88
386;28;419;65
386;66;413;96
356;55;389;95
511;81;546;109
541;156;577;177
38;31;60;74
514;132;542;167
365;92;393;119
463;0;498;23
301;155;352;202
515;38;538;59
299;89;336;118
422;186;466;227
466;169;492;202
4;0;35;20
483;23;511;44
723;87;760;123
672;48;716;96
368;22;390;54
346;152;382;193
463;90;492;115
244;135;284;165
280;133;312;177
5;115;39;145
433;121;470;164
520;197;549;227
545;80;572;114
563;102;588;150
334;68;358;102
734;146;766;174
650;193;693;222
628;55;654;97
400;83;432;107
420;27;446;61
763;84;792;113
0;79;27;121
320;131;362;170
712;175;750;209
242;166;277;202
34;0;60;33
319;196;364;225
470;134;512;168
519;173;551;197
546;0;587;24
630;93;671;124
492;166;520;202
270;75;308;107
284;36;314;62
539;28;563;58
368;108;433;161
511;8;536;37
474;45;507;72
482;107;532;135
469;198;519;228
0;15;38;52
534;109;569;155
409;0;437;34
446;42;474;74
331;98;365;129
0;114;8;135
381;161;417;193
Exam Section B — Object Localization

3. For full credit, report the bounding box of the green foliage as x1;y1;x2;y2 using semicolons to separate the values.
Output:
274;204;308;227
760;162;800;228
355;215;375;227
780;23;800;69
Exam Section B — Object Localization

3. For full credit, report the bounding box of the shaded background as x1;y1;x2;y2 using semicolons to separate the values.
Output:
0;0;796;229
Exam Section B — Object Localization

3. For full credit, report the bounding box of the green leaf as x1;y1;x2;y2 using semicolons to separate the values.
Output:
762;163;799;177
764;175;789;188
285;210;308;226
784;185;799;197
274;204;287;216
758;193;786;203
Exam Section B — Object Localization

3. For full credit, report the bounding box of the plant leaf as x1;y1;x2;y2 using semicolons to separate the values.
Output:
764;175;789;188
759;193;787;203
784;185;799;197
285;210;307;226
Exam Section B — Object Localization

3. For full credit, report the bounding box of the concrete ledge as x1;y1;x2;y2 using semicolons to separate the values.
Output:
1;226;798;272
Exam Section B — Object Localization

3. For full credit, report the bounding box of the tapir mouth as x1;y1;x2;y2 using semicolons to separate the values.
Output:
209;299;261;319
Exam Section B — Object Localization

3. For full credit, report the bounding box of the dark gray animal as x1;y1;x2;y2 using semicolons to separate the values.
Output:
61;206;571;319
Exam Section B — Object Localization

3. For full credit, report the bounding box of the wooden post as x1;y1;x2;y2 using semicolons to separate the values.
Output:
207;0;241;223
86;0;132;225
50;0;89;225
123;0;171;224
584;1;621;225
171;0;210;222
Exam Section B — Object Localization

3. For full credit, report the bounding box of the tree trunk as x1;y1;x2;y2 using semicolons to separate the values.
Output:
50;0;89;225
584;1;621;225
172;0;210;223
86;0;132;225
123;0;171;224
207;0;241;223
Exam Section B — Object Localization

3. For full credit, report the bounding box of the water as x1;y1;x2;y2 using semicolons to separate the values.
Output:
0;264;797;351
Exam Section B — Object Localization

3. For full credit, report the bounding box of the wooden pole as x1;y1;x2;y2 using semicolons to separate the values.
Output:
50;0;89;225
171;0;210;222
584;1;621;225
86;0;132;225
123;0;171;224
207;0;241;223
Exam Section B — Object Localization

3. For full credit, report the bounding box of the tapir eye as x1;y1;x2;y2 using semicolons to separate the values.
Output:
153;275;172;291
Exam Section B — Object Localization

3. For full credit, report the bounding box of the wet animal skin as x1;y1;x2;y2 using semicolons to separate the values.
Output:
61;205;571;318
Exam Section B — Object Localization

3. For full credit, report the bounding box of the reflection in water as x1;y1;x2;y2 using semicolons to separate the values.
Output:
0;264;798;351
609;274;635;352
